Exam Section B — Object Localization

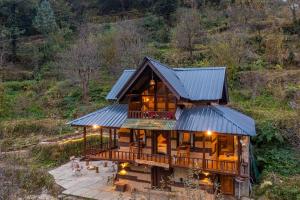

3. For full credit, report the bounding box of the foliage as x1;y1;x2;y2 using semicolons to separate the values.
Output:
253;120;284;148
31;135;107;167
255;148;300;176
33;0;58;35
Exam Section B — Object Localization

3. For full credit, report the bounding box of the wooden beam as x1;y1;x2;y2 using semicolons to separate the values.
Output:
114;129;117;147
137;130;141;159
237;136;241;176
203;132;205;169
83;127;87;157
167;131;171;166
109;128;112;159
100;128;103;149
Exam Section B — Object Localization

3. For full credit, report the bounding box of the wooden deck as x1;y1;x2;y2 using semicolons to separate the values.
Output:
86;150;241;176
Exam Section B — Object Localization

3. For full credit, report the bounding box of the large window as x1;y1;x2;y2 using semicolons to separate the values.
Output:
140;80;176;112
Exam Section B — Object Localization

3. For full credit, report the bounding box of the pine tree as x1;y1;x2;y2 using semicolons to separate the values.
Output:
33;0;58;35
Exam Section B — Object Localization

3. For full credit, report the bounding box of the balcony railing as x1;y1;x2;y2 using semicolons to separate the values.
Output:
128;110;175;120
87;150;239;175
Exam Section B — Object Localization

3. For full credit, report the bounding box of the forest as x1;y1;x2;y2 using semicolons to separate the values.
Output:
0;0;299;199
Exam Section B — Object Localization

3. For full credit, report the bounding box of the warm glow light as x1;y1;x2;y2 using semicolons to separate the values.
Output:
150;79;155;86
203;172;210;176
120;162;129;169
206;130;212;136
145;98;150;102
119;169;127;175
93;125;99;129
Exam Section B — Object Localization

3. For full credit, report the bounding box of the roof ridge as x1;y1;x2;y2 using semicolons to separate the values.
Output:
146;56;174;70
173;67;226;71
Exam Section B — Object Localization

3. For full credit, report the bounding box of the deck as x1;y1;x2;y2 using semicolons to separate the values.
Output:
86;149;243;176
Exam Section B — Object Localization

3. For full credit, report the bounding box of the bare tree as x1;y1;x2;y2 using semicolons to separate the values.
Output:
172;8;201;60
115;21;148;69
60;30;100;103
288;0;300;23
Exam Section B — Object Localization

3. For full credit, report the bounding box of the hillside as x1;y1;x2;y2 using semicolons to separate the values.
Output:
0;0;300;199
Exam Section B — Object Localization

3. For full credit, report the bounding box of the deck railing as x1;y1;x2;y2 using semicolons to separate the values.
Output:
87;150;239;175
128;110;175;120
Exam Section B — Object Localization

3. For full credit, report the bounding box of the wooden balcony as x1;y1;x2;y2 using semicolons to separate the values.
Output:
86;150;240;176
128;110;175;120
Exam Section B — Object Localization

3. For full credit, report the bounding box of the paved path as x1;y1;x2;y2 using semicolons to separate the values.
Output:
49;161;131;200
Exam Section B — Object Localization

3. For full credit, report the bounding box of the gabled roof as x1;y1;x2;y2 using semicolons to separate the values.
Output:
106;57;227;102
67;104;127;128
68;104;256;136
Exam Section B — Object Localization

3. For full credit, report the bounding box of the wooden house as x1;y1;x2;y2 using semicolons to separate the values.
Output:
69;57;256;198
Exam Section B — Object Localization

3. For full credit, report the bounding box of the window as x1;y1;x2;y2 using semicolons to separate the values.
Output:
218;135;234;156
179;132;194;147
132;130;146;144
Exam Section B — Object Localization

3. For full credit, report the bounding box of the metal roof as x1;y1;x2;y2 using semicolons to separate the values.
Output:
68;104;128;128
106;70;135;100
175;106;256;136
147;57;189;99
174;67;226;100
106;57;227;101
68;104;255;136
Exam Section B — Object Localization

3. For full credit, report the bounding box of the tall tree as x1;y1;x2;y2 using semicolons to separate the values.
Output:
153;0;178;22
33;0;58;35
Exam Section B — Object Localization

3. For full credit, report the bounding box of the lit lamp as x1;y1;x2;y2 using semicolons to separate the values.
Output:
149;71;155;86
206;130;212;136
93;125;99;129
203;172;210;176
119;169;127;175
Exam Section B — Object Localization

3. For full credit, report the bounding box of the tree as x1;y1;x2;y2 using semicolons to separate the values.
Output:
287;0;300;23
172;8;201;60
153;0;178;22
61;30;100;103
115;21;148;70
33;0;58;35
0;0;37;62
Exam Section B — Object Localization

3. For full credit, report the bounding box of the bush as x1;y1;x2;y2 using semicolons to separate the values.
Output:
31;135;107;167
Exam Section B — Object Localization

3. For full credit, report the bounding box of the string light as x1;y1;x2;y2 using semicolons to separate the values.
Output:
206;130;212;136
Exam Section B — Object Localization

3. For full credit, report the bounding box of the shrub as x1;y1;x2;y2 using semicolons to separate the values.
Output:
31;135;107;167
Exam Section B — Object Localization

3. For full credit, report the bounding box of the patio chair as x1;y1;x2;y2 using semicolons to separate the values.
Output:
72;160;83;176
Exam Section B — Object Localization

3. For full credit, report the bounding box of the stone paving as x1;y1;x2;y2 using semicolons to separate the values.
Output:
49;160;131;200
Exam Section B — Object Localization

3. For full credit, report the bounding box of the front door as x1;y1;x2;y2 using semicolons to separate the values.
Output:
220;175;234;195
152;131;168;154
151;166;173;190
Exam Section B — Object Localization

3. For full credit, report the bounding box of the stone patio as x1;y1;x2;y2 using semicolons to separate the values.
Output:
49;160;216;200
49;160;132;200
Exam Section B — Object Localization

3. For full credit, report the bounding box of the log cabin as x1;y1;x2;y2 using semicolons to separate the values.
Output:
68;57;256;198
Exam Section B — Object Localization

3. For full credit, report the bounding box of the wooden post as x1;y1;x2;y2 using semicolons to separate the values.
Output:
237;136;241;176
137;130;141;159
100;128;103;150
114;129;117;147
109;128;112;159
203;132;205;169
83;127;87;157
167;131;171;166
